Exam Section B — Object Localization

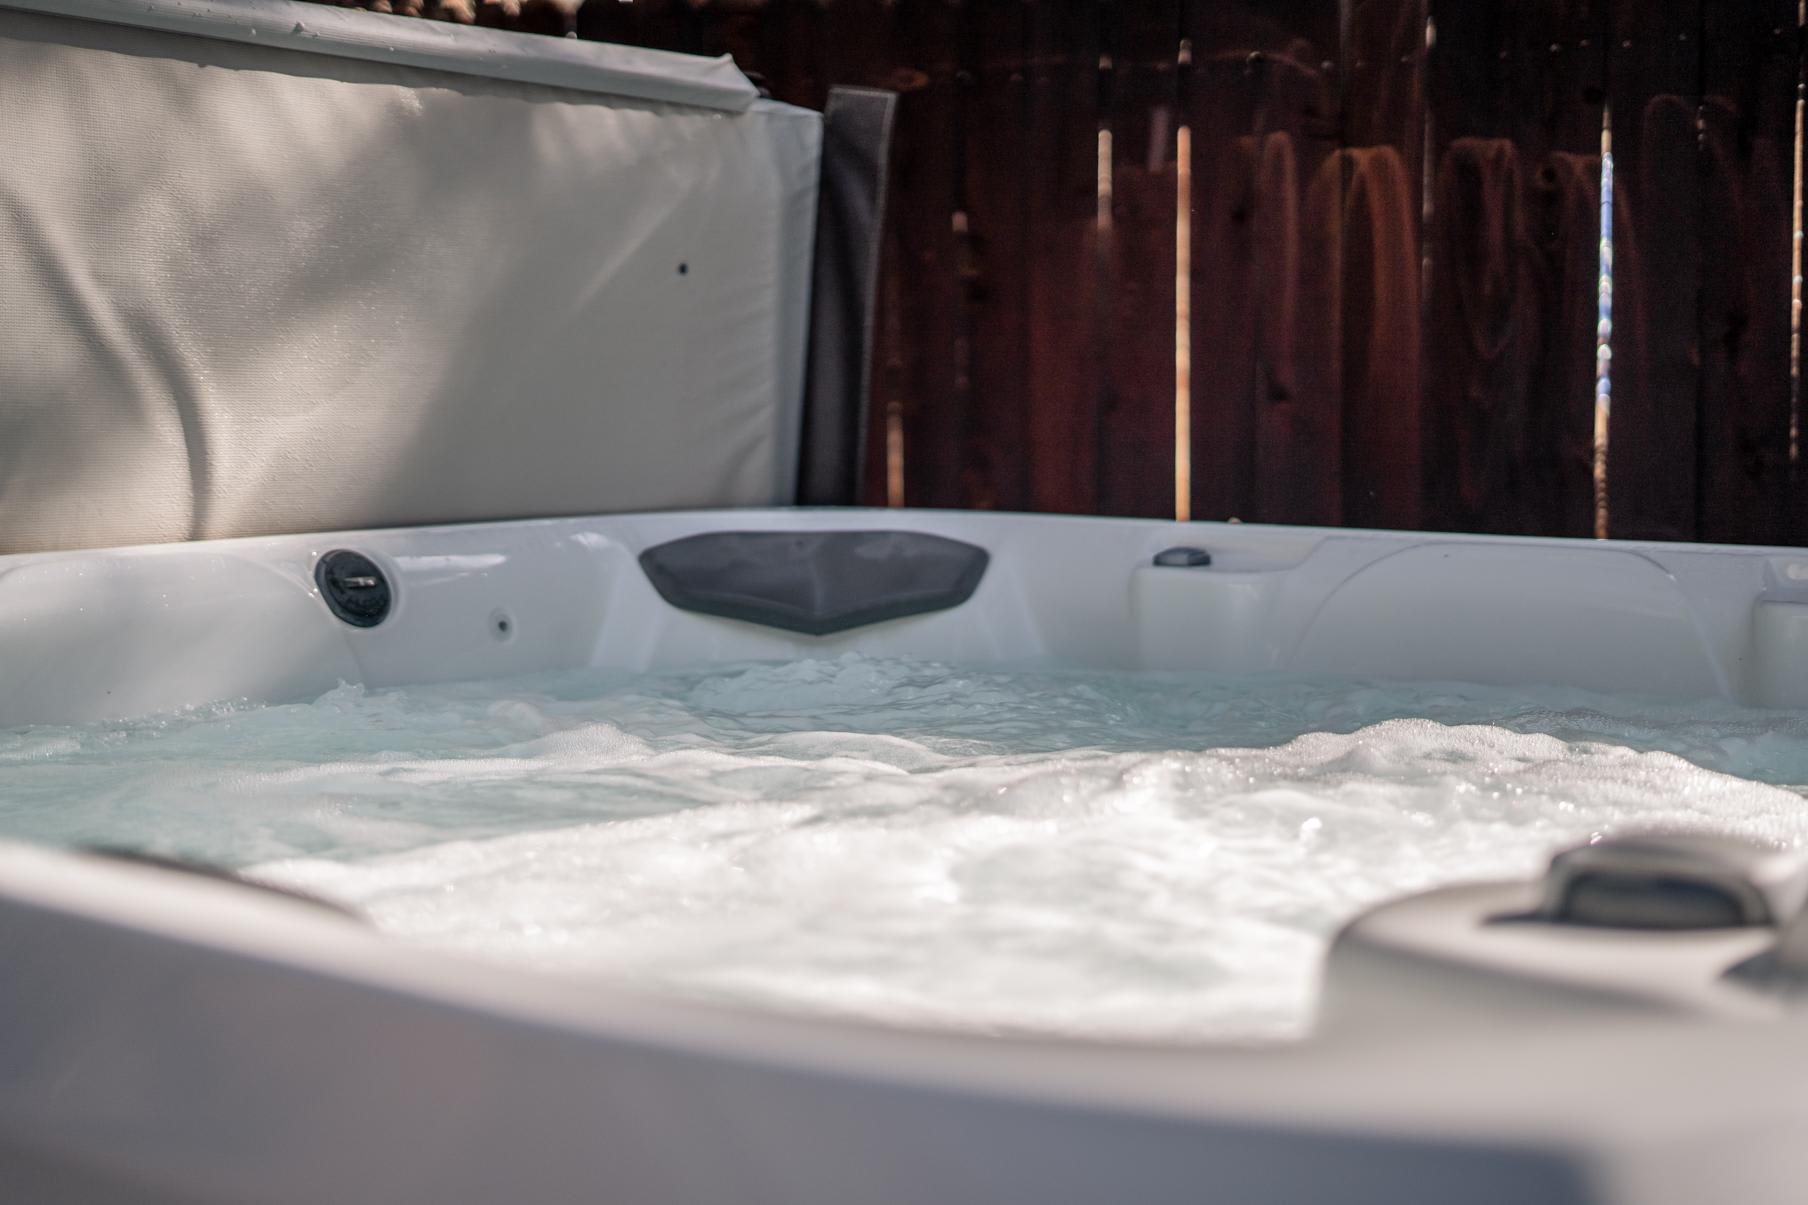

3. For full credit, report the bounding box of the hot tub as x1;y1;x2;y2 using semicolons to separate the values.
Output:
6;3;1808;1198
5;507;1808;1204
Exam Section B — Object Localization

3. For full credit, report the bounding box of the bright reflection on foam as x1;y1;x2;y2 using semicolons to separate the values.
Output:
5;655;1808;1042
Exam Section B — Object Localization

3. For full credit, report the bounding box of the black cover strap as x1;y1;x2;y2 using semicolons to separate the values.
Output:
797;87;898;505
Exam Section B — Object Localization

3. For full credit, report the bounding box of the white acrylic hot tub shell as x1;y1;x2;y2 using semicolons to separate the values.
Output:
5;508;1808;1204
5;841;1808;1205
3;506;1805;728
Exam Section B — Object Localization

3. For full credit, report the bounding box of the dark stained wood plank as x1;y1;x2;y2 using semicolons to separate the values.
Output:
516;0;574;37
1421;0;1608;537
820;0;899;92
749;0;895;110
1527;146;1609;537
734;0;813;106
954;0;1032;510
886;0;966;508
694;0;771;85
752;0;827;109
630;0;705;53
1340;0;1426;531
578;0;766;58
1183;16;1261;524
1793;8;1808;545
1605;0;1702;541
1186;1;1343;525
1697;1;1798;545
1251;7;1344;528
868;184;908;506
1024;0;1103;514
574;0;675;47
1099;0;1181;517
573;0;630;44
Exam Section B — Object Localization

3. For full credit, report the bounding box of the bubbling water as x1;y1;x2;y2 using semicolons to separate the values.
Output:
4;655;1807;1041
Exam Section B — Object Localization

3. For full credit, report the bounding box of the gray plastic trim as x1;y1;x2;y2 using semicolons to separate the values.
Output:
1534;833;1808;930
0;0;758;111
639;530;987;636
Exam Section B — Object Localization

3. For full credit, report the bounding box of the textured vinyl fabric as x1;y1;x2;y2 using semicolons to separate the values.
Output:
0;8;819;553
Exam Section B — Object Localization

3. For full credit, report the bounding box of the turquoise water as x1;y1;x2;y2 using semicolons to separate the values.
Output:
4;655;1807;1039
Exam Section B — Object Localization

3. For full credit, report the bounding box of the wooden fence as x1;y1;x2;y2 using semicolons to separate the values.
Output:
312;0;1808;545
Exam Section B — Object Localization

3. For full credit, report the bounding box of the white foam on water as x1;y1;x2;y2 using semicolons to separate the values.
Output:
5;655;1808;1041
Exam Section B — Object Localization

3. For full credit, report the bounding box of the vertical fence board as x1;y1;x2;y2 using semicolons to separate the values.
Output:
1794;10;1808;545
1697;2;1798;545
1606;0;1702;541
573;0;698;50
887;1;966;508
870;175;908;506
694;0;769;81
1184;14;1261;522
1187;2;1344;525
738;0;816;104
1023;1;1103;514
757;0;893;112
574;0;636;43
1525;2;1610;539
633;0;705;54
954;1;1032;509
1254;4;1344;526
1421;0;1606;537
1340;0;1425;530
1099;0;1181;517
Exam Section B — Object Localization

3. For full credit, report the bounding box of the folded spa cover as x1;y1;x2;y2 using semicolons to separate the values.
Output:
0;0;820;552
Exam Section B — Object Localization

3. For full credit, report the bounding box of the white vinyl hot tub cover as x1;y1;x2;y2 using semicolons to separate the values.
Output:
0;1;820;553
